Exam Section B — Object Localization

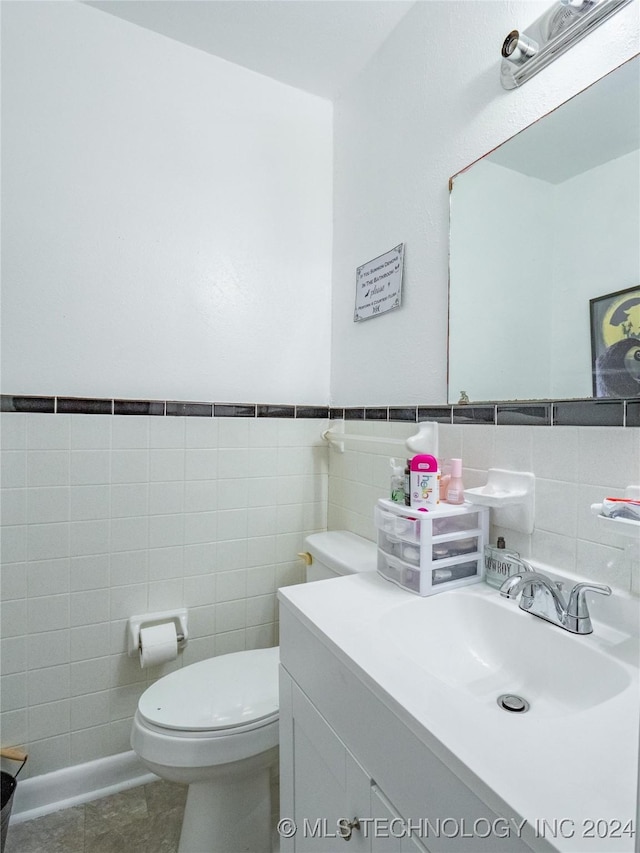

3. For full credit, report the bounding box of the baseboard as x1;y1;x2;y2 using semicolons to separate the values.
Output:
11;750;158;824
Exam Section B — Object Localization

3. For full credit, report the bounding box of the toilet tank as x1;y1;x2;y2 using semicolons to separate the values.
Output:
303;531;377;582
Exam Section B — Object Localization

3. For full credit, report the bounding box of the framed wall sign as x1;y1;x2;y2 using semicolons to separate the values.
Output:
590;285;640;397
354;244;404;322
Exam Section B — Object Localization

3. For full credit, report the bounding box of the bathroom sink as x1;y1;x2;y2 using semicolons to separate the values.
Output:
280;572;640;852
379;590;631;715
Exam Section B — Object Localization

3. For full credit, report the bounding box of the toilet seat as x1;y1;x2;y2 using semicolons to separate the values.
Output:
131;647;280;771
138;646;279;733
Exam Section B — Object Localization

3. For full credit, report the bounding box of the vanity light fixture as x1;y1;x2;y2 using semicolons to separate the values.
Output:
500;0;633;89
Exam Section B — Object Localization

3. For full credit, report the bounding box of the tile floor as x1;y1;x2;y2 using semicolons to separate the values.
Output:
4;779;188;853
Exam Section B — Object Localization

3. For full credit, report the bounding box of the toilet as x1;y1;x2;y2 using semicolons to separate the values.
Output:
130;530;377;853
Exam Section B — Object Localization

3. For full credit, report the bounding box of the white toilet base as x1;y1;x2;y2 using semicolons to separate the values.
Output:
132;705;279;853
178;758;274;853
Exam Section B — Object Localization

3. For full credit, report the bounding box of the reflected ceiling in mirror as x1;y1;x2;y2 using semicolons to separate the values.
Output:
448;55;640;404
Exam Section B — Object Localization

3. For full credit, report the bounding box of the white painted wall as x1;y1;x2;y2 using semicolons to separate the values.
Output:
1;2;332;404
331;0;639;405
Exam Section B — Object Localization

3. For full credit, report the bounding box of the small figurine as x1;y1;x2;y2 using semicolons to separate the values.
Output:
458;391;470;405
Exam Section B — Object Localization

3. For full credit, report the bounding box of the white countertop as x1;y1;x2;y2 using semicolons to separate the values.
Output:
279;572;639;853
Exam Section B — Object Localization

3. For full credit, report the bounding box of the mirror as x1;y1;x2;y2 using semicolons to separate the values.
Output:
448;55;640;404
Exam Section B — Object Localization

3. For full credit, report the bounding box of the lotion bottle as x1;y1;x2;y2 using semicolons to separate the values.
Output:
446;458;465;505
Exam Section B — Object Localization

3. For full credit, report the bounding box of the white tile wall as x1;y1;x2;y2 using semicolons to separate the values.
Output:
0;413;328;778
3;411;638;779
327;421;640;593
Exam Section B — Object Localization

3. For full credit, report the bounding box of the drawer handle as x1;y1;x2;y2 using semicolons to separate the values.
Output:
337;817;361;841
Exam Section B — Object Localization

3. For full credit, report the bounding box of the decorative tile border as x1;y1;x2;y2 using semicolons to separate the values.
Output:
497;404;551;426
57;397;113;415
364;407;388;420
167;401;212;417
0;395;55;414
627;401;640;427
389;407;418;422
258;405;295;418
417;407;453;423
295;406;330;419
453;405;496;425
0;395;330;420
344;408;365;420
1;395;638;425
115;399;165;416
552;400;624;427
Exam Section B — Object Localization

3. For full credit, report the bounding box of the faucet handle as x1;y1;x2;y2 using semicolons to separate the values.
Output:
567;582;612;619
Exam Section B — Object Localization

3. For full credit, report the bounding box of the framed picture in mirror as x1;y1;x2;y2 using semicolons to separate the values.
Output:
590;286;640;398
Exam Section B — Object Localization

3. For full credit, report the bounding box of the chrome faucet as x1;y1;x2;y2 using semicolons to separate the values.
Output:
499;565;611;635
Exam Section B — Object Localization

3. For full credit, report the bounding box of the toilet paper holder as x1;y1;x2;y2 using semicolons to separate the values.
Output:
127;609;189;658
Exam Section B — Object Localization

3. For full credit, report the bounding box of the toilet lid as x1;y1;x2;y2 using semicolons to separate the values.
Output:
138;647;279;732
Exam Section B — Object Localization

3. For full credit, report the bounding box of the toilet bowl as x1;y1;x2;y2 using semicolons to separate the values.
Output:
131;647;279;853
130;530;377;853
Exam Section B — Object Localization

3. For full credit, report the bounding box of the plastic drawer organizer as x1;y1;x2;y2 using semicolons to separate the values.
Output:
375;498;490;596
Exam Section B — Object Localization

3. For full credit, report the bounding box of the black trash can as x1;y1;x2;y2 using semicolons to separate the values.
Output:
1;751;27;853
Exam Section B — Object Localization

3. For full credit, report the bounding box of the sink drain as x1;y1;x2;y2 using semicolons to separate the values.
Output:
497;694;530;713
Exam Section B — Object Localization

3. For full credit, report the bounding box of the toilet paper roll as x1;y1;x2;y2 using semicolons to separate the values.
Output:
139;622;178;669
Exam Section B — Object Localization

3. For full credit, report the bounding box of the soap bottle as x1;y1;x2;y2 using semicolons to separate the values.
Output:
446;458;465;504
484;537;522;588
390;458;405;504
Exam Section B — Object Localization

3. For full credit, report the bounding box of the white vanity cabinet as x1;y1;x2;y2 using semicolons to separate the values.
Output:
282;668;430;853
279;593;537;853
284;673;416;853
